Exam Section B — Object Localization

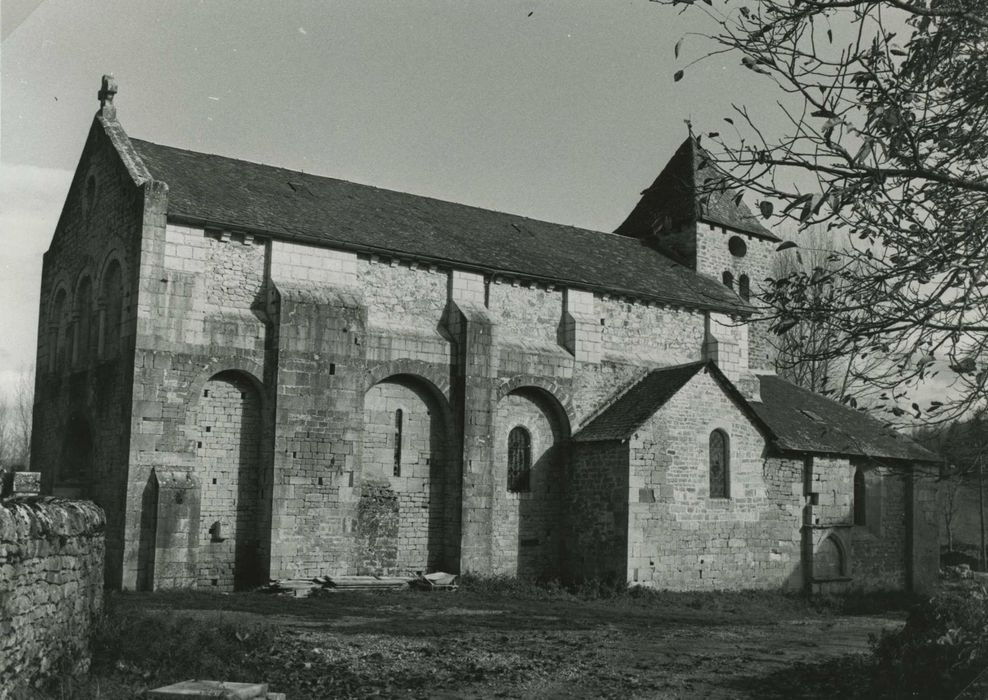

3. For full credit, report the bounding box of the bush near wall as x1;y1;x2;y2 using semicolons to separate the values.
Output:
872;587;988;698
0;496;105;696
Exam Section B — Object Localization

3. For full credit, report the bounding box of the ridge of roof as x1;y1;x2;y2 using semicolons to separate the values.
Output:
133;139;633;239
130;138;747;313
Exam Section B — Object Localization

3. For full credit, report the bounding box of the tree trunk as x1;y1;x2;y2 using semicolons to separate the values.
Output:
980;456;986;571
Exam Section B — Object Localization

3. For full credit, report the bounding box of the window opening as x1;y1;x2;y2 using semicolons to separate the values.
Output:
728;236;748;258
853;468;866;525
507;426;532;492
709;430;729;498
739;274;751;301
393;409;403;477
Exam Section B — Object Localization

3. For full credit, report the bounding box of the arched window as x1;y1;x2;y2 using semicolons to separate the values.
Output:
100;260;123;359
722;271;734;290
393;409;403;477
51;289;68;372
739;274;751;302
853;468;866;525
85;175;97;221
75;277;94;366
709;429;729;498
507;426;531;493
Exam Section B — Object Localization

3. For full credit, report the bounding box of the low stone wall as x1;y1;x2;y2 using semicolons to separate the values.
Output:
1;496;105;695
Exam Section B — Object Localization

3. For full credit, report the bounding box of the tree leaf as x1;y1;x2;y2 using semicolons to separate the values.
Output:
798;200;814;222
674;69;685;82
675;37;683;59
773;317;800;334
782;193;814;214
776;241;798;252
759;200;774;219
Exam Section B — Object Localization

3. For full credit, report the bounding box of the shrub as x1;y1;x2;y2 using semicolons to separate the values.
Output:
88;596;278;694
458;573;574;600
872;588;988;698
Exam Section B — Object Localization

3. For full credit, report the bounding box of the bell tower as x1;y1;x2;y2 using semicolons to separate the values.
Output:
614;136;781;374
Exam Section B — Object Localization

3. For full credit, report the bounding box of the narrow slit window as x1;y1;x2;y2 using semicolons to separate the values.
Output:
853;468;866;525
709;430;729;498
722;271;734;290
393;409;403;477
507;426;531;493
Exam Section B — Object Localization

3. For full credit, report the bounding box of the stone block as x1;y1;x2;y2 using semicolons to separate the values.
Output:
12;472;41;495
148;680;270;699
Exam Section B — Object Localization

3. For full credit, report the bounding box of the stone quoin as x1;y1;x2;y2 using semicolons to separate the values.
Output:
31;76;940;593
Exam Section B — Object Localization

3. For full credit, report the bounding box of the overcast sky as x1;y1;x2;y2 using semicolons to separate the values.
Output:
0;1;785;397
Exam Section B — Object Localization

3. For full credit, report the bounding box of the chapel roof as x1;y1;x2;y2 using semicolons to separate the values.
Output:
615;137;780;242
572;360;938;463
130;139;743;313
574;362;766;443
752;375;939;463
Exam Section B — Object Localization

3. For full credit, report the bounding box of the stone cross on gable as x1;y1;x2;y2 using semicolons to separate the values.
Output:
98;74;117;119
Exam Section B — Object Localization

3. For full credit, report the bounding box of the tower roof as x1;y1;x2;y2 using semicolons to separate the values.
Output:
615;137;780;242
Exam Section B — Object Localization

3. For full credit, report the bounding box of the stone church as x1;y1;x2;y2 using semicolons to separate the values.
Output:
33;77;939;593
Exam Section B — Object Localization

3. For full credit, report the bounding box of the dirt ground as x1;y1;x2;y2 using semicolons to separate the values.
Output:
109;589;904;699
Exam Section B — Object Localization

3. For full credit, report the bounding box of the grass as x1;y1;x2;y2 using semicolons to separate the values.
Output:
29;578;922;699
459;572;920;617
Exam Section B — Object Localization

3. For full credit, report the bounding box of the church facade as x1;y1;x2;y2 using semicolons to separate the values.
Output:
33;77;939;593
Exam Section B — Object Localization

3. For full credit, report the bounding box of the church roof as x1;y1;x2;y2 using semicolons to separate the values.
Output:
130;139;743;313
752;375;939;463
615;137;780;242
574;362;766;442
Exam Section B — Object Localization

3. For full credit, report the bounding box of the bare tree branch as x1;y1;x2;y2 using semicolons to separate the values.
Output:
662;0;988;422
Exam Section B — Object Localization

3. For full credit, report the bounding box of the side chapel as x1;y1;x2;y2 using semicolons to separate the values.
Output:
33;77;939;592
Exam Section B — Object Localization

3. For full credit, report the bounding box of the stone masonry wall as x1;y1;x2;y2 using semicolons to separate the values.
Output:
625;370;802;590
565;441;630;583
1;497;105;695
491;391;565;578
359;379;450;574
361;257;451;367
194;372;263;590
804;456;914;593
598;298;704;366
490;280;564;348
124;226;732;584
694;223;778;371
33;117;144;588
128;221;270;590
850;464;908;591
